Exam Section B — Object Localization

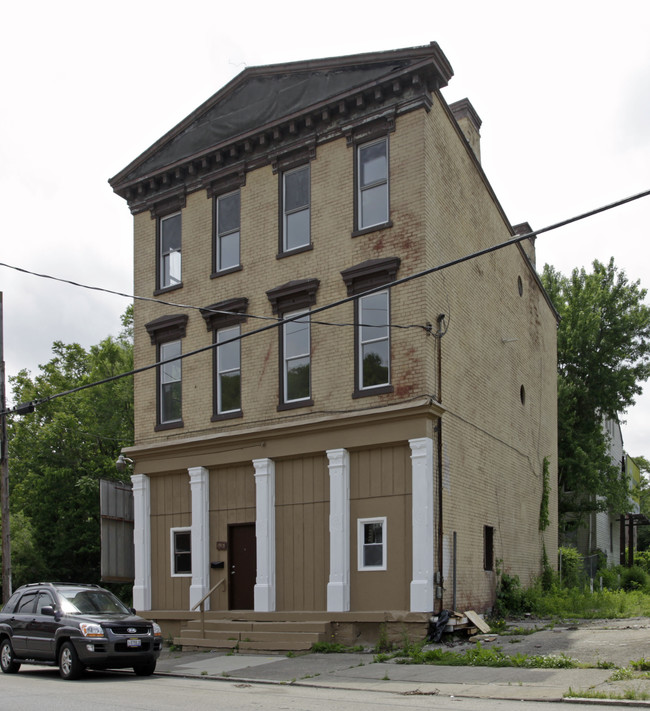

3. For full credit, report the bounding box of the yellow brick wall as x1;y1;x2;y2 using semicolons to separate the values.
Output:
131;96;557;611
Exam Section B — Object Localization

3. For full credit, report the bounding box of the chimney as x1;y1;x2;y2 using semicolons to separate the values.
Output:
513;222;536;268
450;98;482;163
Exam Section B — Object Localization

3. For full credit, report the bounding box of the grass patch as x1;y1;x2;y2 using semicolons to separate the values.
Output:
311;642;364;653
379;642;582;669
565;687;650;701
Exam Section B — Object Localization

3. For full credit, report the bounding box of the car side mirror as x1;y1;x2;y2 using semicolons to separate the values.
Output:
41;605;55;616
130;607;137;615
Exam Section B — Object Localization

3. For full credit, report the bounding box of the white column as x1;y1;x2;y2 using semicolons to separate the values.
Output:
188;466;210;611
327;448;350;612
409;437;435;612
253;458;276;612
131;473;151;611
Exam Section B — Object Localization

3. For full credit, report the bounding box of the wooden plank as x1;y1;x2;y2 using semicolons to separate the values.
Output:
465;610;491;634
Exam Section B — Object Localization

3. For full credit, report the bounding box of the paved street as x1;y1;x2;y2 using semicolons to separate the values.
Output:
4;617;650;708
0;668;627;711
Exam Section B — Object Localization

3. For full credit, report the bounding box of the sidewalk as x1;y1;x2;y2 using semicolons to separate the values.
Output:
155;617;650;704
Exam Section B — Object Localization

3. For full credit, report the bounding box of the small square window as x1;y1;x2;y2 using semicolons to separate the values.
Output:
171;528;192;576
358;517;387;571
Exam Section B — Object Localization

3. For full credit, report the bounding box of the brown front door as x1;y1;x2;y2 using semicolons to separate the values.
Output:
228;523;256;610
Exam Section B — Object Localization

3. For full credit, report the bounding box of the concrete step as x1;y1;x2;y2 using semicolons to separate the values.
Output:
183;620;329;634
175;619;329;651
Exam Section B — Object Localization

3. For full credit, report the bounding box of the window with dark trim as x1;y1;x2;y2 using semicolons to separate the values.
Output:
266;279;319;410
159;212;182;289
216;325;241;415
359;290;390;390
282;164;310;253
341;258;399;398
355;136;390;232
283;309;311;403
484;525;494;571
145;314;188;430
201;297;248;421
215;190;240;273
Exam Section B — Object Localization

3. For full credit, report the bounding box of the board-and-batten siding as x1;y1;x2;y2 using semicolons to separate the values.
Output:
208;463;256;610
350;445;413;611
150;472;191;610
275;455;329;611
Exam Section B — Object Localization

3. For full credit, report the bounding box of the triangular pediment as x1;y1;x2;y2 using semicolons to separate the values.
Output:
110;42;453;209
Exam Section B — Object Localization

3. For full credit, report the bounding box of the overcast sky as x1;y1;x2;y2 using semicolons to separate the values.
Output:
2;0;649;456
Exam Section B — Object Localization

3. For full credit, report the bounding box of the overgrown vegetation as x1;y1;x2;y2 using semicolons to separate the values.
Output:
494;546;650;619
376;642;581;669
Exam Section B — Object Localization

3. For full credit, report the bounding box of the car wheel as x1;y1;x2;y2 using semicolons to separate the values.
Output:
133;659;157;676
0;638;21;674
59;641;84;680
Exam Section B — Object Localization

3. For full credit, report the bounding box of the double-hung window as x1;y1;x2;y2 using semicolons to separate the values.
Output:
282;164;310;252
266;278;319;410
215;190;240;273
358;517;387;571
145;313;187;431
171;528;191;576
357;137;389;230
159;340;182;425
283;310;310;403
159;212;181;289
216;325;241;414
359;290;390;390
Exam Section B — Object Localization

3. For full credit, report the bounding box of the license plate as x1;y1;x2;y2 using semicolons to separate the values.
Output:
127;638;141;648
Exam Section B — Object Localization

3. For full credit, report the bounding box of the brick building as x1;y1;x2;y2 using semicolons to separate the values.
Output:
110;42;558;646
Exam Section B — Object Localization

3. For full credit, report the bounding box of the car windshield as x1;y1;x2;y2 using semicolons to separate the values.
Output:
56;588;131;615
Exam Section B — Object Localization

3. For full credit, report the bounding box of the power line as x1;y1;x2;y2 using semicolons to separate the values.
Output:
3;186;650;418
0;260;423;333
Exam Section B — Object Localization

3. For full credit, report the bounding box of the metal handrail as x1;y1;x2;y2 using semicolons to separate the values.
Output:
191;578;225;639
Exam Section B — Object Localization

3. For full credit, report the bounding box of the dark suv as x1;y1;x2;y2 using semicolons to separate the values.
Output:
0;583;162;680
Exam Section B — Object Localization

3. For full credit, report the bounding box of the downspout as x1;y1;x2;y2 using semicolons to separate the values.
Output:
436;313;445;614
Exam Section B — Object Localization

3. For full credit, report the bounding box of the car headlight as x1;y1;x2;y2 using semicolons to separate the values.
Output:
152;622;162;637
79;623;104;637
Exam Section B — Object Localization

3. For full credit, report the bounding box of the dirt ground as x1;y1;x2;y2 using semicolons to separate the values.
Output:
449;617;650;668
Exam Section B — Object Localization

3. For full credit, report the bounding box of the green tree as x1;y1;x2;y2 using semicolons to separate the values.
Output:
541;259;650;532
5;307;133;587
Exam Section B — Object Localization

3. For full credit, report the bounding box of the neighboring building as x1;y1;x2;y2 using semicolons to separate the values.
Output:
110;42;558;645
571;419;643;572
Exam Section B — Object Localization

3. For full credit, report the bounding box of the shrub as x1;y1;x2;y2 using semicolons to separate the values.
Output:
621;565;649;592
559;546;585;588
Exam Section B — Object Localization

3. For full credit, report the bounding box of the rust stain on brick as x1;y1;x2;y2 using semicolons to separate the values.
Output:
395;383;415;398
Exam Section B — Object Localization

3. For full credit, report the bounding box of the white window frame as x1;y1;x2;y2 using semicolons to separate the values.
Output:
282;164;311;252
357;517;387;571
216;325;241;414
358;290;390;390
216;190;240;272
159;212;182;288
159;339;182;424
357;137;389;230
283;309;311;403
170;527;192;577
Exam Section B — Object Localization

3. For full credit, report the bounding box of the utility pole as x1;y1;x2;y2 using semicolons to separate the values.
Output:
0;292;11;603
